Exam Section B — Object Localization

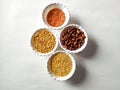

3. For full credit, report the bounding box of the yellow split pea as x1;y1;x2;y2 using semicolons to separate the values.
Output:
49;52;72;77
31;29;56;53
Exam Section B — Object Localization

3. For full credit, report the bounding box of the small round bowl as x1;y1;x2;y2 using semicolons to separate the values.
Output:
59;24;88;53
31;28;58;55
42;3;70;30
47;50;76;81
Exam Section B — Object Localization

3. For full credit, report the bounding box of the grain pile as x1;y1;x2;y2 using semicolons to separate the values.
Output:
49;52;72;77
31;29;56;53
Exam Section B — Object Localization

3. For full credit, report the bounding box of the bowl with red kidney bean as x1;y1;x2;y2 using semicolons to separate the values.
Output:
59;24;88;53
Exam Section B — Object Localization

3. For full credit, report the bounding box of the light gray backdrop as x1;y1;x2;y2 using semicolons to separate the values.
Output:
0;0;120;90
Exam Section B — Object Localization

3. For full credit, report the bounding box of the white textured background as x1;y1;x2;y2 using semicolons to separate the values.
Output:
0;0;120;90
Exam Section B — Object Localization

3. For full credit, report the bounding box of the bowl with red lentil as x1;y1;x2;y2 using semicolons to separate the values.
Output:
31;28;58;55
59;24;88;53
42;3;70;29
47;50;76;81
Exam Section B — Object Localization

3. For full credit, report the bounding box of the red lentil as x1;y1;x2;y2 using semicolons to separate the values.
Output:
47;8;65;27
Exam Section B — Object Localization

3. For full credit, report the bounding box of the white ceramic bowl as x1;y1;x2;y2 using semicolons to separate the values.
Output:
59;24;88;53
31;28;58;55
42;3;70;30
47;50;76;81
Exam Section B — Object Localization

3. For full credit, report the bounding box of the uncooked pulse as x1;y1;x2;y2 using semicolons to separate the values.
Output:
32;29;56;53
50;52;72;77
47;8;65;27
61;27;86;50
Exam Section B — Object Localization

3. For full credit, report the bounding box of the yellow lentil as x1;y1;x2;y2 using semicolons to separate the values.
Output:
49;52;72;77
32;29;56;53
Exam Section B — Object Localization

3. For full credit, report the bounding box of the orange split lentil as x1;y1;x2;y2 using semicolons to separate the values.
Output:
47;8;65;27
49;52;72;77
31;29;56;53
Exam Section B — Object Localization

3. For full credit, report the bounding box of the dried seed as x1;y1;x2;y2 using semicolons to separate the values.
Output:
61;26;86;50
50;52;72;77
47;8;65;27
74;41;77;45
32;29;56;53
77;29;80;33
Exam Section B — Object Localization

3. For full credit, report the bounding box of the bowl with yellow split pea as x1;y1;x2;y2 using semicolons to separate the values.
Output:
31;28;58;55
47;50;76;81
